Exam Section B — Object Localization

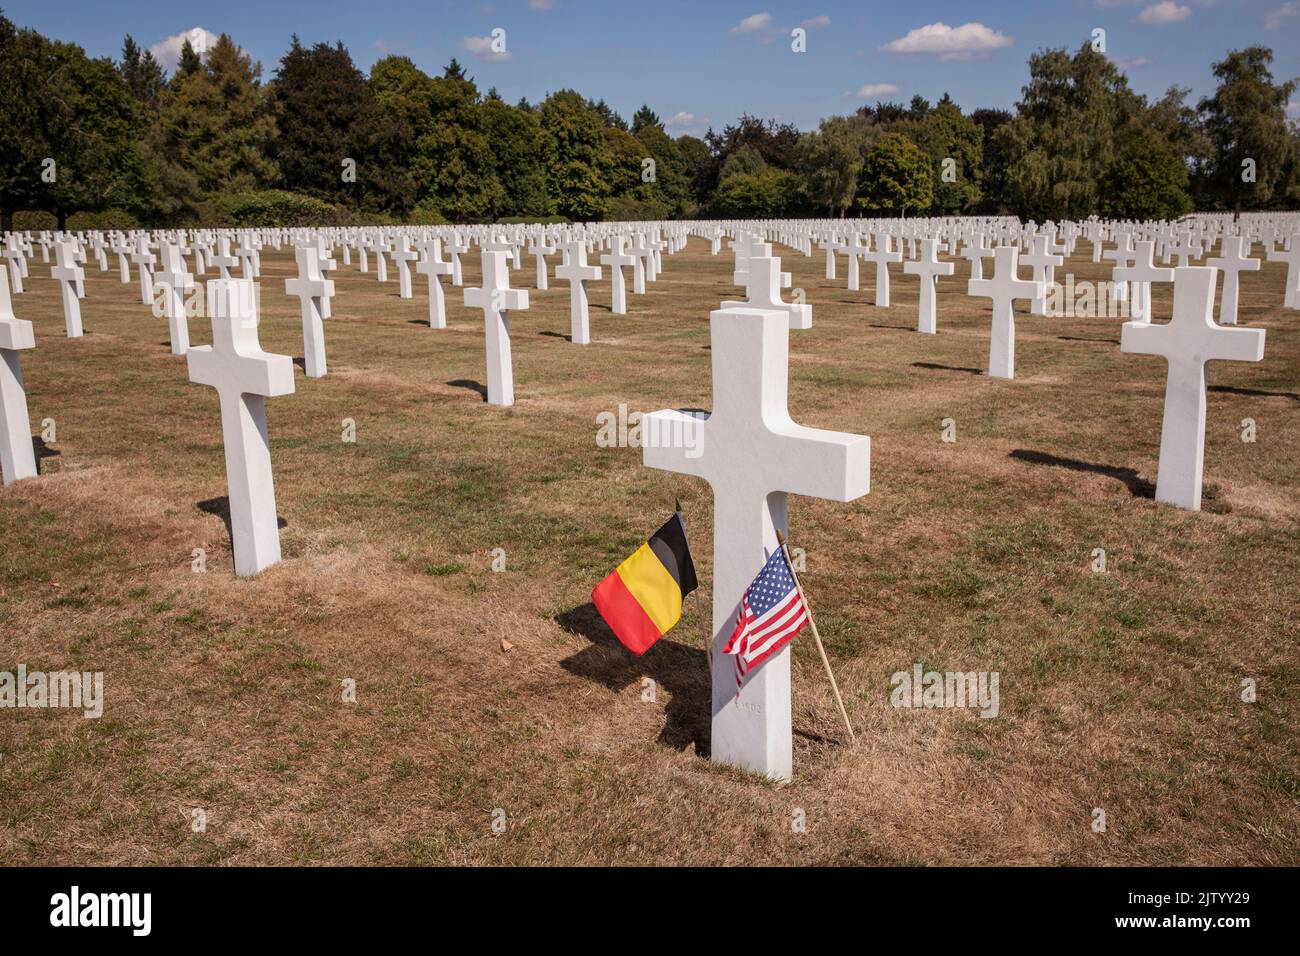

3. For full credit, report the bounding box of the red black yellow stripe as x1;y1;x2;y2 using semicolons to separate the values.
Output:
591;512;698;655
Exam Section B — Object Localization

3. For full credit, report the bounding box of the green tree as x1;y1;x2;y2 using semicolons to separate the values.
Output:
798;115;874;216
857;132;932;215
999;44;1143;219
480;91;549;218
0;16;146;228
1198;47;1297;211
1101;130;1192;219
153;33;278;198
119;34;165;107
270;37;394;211
712;167;801;218
539;90;611;220
892;96;983;213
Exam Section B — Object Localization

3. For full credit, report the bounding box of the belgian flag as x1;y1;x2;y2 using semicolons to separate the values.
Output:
592;511;698;655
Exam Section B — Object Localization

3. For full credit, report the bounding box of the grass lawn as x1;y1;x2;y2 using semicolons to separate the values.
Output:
1;235;1296;865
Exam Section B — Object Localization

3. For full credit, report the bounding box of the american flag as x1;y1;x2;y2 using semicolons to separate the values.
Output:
722;548;808;689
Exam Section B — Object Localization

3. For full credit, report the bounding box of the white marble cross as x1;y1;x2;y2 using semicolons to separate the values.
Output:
210;236;239;280
3;237;25;294
187;279;296;576
865;233;901;307
642;306;870;781
968;246;1040;379
555;240;601;345
903;238;955;334
722;251;811;329
415;238;452;329
0;269;37;485
600;235;636;315
839;233;868;292
962;234;992;281
1265;241;1300;310
1020;234;1063;316
1120;267;1265;511
51;241;85;339
129;236;155;306
285;246;335;378
392;236;419;299
528;238;555;291
155;243;195;354
464;250;528;406
1114;240;1173;324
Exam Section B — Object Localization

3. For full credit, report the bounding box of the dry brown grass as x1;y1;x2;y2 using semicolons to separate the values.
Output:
1;236;1297;866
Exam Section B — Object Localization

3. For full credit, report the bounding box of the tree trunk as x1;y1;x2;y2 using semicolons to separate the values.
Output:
57;208;68;231
1;209;12;233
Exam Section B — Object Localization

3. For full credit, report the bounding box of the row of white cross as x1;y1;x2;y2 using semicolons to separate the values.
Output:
0;216;1291;782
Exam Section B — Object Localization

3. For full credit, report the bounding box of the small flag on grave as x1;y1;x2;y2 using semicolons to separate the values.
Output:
592;511;697;655
723;547;808;689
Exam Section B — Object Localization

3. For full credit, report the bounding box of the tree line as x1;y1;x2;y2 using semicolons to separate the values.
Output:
1;12;1297;231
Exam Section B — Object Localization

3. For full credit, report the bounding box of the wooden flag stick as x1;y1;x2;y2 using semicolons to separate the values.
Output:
776;529;855;743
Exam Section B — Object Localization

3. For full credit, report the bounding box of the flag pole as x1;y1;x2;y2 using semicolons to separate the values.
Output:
776;529;855;743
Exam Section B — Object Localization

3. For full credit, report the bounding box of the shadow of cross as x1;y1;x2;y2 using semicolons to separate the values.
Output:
556;602;711;757
640;307;870;782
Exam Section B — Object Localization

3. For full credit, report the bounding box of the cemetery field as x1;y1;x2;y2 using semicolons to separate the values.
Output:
2;237;1297;866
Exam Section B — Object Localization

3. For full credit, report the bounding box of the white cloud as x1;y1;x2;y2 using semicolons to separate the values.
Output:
881;22;1013;60
1111;54;1153;69
460;35;513;61
528;0;554;9
149;27;221;71
731;12;772;34
1264;2;1300;29
1288;99;1300;116
801;15;831;29
665;111;709;135
853;83;901;99
1139;2;1192;24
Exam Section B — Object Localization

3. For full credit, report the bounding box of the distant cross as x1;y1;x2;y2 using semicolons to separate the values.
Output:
967;245;1040;379
209;236;239;280
1113;240;1174;324
1169;232;1199;267
555;240;602;345
1120;266;1265;511
528;237;555;291
722;251;811;330
51;240;85;339
463;250;528;406
838;233;868;292
820;235;838;280
903;238;955;334
962;234;992;281
600;234;636;315
1020;234;1063;316
627;234;651;294
449;233;470;286
0;268;37;485
155;243;195;355
643;306;870;781
131;235;156;306
415;238;453;329
1266;241;1300;310
864;233;902;307
186;279;296;576
285;246;335;378
392;236;419;299
374;235;390;283
110;235;132;283
3;237;25;294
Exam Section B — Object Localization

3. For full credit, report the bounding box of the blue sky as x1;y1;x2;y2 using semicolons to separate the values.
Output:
7;0;1299;134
